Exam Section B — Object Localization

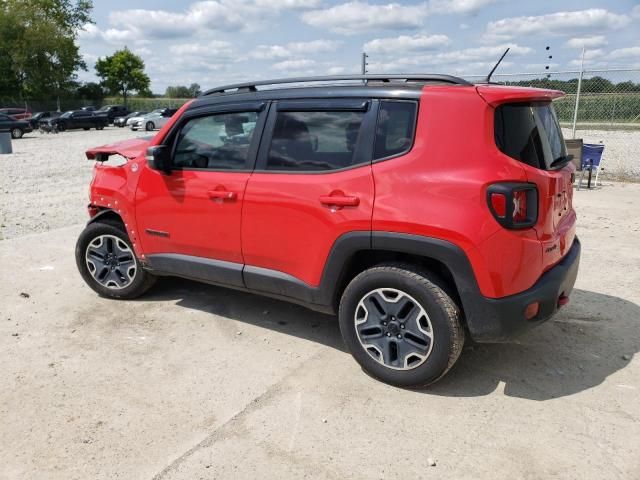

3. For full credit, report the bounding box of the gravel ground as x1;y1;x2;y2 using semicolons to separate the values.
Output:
1;128;639;479
0;127;147;240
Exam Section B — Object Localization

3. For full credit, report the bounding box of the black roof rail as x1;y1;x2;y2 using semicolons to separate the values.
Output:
201;74;472;96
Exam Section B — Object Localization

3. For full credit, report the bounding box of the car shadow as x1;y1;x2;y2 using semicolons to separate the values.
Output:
145;280;638;401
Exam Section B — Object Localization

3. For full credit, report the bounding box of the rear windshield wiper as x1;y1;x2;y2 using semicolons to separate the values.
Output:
549;154;572;169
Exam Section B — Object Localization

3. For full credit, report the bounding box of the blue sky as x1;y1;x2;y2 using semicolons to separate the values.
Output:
77;0;640;93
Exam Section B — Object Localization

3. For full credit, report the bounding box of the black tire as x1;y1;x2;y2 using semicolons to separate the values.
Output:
75;222;156;299
145;121;155;131
10;127;23;139
339;265;464;387
83;127;90;130
57;123;65;132
96;124;104;130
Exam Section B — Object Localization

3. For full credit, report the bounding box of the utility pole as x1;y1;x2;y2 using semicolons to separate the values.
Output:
361;52;368;75
571;46;585;139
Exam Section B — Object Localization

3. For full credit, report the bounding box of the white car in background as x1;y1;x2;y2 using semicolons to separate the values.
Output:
130;108;178;131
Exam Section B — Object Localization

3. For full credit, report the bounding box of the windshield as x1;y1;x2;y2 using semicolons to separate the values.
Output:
60;111;73;118
495;102;567;170
98;106;110;112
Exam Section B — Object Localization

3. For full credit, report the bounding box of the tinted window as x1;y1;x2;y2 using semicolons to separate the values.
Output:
374;101;417;160
74;111;91;117
267;111;365;171
173;111;258;170
495;102;567;170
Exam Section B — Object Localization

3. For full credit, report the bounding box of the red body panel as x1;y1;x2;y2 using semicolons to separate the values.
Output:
241;167;374;286
134;168;249;262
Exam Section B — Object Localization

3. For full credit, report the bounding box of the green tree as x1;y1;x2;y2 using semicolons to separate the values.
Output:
188;83;202;97
95;48;150;106
0;0;93;100
165;85;190;98
76;82;105;102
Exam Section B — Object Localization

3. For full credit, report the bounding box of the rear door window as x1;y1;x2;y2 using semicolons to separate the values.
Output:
494;102;568;170
266;110;366;171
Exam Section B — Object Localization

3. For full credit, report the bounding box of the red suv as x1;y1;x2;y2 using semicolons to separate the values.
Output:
76;75;580;386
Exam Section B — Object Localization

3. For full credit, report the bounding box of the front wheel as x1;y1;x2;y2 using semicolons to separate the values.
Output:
11;128;23;139
75;222;156;299
145;121;155;131
339;265;464;387
96;124;104;130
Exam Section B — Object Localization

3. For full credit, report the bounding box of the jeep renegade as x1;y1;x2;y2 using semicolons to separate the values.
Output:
76;74;580;387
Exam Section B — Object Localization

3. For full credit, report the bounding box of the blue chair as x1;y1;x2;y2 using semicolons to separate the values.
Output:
578;144;604;190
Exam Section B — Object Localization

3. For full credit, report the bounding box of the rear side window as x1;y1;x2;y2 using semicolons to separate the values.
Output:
267;111;365;171
495;102;567;170
374;101;417;160
173;112;258;170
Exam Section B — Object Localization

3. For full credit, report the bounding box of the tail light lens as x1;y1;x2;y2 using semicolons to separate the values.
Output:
487;183;538;229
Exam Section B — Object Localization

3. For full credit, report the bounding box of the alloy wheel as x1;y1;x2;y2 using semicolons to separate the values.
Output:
85;234;137;289
354;288;434;370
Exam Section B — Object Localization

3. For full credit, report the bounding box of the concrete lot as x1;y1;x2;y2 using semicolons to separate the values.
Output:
1;129;640;479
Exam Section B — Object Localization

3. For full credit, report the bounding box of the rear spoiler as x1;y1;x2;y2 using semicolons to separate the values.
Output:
476;85;565;107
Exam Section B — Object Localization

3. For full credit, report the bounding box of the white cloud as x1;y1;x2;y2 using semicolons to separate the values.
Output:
565;35;608;49
632;5;640;19
366;44;529;72
255;0;321;8
364;34;450;55
327;66;347;75
429;0;502;14
302;2;428;35
78;23;100;39
272;59;317;70
609;46;640;60
169;41;235;59
107;0;323;41
486;9;630;40
253;40;342;59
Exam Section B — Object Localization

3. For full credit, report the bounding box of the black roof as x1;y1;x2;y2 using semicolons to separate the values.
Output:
192;74;471;109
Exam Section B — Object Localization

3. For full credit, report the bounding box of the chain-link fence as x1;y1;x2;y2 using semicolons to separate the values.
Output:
466;69;640;181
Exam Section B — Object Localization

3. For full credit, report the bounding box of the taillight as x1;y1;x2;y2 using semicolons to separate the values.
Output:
487;183;538;229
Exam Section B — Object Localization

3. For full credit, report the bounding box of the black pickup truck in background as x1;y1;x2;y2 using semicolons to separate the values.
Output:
41;110;108;132
95;105;128;124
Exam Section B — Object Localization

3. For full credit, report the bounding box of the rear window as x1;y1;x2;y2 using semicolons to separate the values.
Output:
374;100;417;160
495;102;567;170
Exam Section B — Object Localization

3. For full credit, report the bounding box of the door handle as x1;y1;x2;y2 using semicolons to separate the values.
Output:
208;189;237;201
319;195;360;207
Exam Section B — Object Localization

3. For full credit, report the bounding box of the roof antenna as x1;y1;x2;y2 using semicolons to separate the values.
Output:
484;47;510;83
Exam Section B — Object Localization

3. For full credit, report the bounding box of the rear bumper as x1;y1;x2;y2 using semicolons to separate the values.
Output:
466;238;581;342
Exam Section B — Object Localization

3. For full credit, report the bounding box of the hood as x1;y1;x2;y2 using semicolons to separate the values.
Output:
86;136;153;161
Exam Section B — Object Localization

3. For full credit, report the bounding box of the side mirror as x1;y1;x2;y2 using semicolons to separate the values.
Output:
146;145;171;174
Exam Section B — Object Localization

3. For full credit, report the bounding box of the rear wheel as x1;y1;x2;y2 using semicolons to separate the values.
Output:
339;265;464;387
75;222;156;299
145;121;155;131
96;124;104;130
10;128;23;139
57;123;65;132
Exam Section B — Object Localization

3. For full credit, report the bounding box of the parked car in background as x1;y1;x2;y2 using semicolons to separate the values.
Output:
96;105;128;124
130;108;178;131
41;110;108;131
29;111;61;129
0;108;32;120
114;111;148;128
0;112;33;138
